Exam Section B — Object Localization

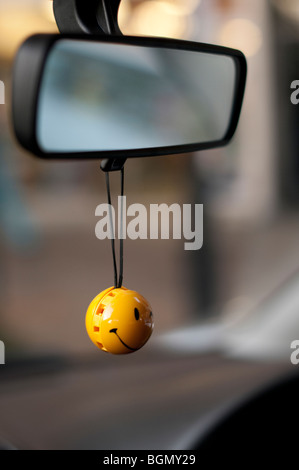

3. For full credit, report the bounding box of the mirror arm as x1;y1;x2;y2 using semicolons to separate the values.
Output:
53;0;127;171
53;0;122;35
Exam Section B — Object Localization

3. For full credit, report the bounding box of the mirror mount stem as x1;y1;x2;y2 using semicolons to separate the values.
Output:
53;0;127;172
53;0;122;36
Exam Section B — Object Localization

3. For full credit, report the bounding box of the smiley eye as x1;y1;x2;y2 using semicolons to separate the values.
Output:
134;308;140;321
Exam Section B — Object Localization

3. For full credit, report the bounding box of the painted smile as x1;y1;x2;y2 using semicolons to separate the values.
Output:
109;328;138;351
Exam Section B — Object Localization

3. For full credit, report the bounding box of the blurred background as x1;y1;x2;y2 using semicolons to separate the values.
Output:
0;0;298;450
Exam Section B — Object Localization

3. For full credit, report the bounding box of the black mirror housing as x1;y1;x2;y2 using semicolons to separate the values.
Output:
12;34;247;161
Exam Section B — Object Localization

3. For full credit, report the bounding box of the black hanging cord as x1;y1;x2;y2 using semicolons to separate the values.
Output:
118;167;125;288
105;167;125;288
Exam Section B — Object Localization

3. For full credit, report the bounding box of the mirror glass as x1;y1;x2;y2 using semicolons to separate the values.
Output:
37;39;237;153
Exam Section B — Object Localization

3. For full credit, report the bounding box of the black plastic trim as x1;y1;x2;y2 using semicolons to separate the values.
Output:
12;34;247;161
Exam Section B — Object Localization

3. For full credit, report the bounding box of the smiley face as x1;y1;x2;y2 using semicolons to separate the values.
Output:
85;287;154;354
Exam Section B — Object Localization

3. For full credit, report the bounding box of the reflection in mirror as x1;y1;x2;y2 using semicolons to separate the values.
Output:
37;40;237;153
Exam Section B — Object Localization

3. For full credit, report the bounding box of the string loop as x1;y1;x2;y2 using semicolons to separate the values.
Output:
105;167;125;288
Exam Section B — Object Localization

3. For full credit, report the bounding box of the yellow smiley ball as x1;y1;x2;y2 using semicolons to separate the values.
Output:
85;287;154;354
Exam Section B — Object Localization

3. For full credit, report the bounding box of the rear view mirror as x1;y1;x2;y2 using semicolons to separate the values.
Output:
12;34;246;160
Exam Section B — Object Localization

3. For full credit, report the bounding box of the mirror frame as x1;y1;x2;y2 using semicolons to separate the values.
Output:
12;34;247;160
